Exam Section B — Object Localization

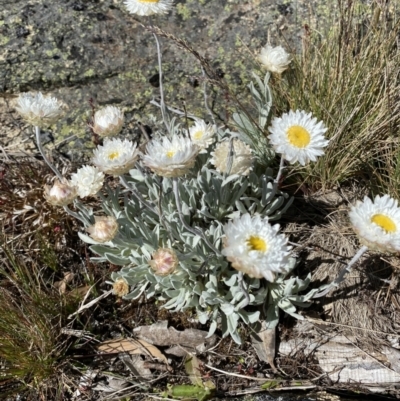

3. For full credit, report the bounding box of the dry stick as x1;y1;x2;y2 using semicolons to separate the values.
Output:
172;178;220;255
203;363;268;382
68;289;113;319
313;245;369;298
34;126;63;180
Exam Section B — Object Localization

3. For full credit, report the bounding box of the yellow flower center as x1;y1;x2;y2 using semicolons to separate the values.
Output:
247;235;267;252
193;130;204;140
108;151;120;160
371;214;396;233
166;150;176;158
139;0;159;2
286;125;311;148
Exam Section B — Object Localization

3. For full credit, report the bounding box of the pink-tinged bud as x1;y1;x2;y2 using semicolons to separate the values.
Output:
113;278;130;297
87;216;118;243
149;248;179;276
44;179;77;206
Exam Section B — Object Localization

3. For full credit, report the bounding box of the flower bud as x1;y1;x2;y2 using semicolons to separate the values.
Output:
210;138;253;176
92;106;124;138
113;278;130;297
149;248;178;276
44;179;77;206
259;44;291;74
87;216;118;243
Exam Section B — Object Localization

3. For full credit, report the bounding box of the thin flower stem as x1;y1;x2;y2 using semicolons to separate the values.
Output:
226;137;235;176
201;66;216;125
119;173;174;243
149;100;197;120
238;271;250;308
172;178;221;255
63;205;87;225
35;126;63;180
274;156;285;185
313;245;369;298
153;33;170;134
119;175;158;215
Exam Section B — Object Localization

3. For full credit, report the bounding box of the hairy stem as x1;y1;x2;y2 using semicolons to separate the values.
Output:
313;245;369;298
35;126;63;180
172;178;221;255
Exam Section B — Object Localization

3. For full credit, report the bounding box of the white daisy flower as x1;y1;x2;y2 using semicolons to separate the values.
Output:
124;0;174;16
142;134;199;178
349;194;400;253
92;106;124;137
87;216;119;243
188;119;216;153
70;165;105;198
92;138;139;176
222;213;292;282
210;138;253;176
259;44;291;74
268;110;329;166
15;92;67;127
44;179;77;206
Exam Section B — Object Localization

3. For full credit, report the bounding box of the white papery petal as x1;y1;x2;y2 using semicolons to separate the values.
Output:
222;213;292;282
142;134;199;178
259;44;291;74
70;165;105;198
16;92;67;127
268;109;329;166
124;0;174;16
349;194;400;253
188;120;216;153
92;138;139;176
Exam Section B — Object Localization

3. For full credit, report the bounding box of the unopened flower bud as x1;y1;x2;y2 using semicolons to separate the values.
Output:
113;278;130;297
210;138;253;176
44;179;77;206
87;216;118;243
92;106;124;137
259;44;291;74
149;248;178;276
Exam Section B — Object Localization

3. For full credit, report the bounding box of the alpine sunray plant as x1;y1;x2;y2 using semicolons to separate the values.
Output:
14;9;331;345
70;70;328;343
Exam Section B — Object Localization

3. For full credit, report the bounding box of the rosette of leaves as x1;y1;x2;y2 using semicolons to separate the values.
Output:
75;72;316;344
76;152;299;344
